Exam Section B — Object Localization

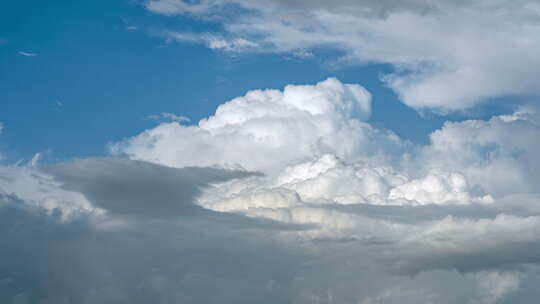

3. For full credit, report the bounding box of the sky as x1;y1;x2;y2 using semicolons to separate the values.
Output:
1;1;540;303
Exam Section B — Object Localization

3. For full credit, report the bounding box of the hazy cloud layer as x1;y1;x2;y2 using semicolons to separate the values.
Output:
146;0;540;112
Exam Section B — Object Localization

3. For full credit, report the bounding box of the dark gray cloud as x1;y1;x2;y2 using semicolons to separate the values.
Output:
2;160;540;303
0;166;307;304
43;158;256;218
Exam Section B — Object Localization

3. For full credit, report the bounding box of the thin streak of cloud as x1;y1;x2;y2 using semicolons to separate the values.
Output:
17;51;39;57
147;112;191;123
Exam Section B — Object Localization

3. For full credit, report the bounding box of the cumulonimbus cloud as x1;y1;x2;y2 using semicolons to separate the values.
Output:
2;79;540;303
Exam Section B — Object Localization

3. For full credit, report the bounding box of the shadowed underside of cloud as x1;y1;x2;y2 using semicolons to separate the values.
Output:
0;193;308;304
42;158;256;218
145;0;540;112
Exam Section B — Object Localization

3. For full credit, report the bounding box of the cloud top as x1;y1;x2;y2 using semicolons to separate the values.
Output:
110;78;397;173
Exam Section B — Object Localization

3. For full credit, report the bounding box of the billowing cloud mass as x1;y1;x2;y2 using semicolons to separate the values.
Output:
110;78;399;173
145;0;540;112
2;79;540;303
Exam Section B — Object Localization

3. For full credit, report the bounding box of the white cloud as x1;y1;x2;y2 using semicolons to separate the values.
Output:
388;171;493;205
145;0;540;112
110;78;401;173
415;106;540;198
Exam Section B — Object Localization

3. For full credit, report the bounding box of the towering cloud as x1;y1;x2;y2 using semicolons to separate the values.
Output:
110;78;402;173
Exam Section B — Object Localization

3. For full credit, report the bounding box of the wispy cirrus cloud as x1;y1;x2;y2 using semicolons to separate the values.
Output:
146;112;190;123
17;51;38;57
164;31;259;52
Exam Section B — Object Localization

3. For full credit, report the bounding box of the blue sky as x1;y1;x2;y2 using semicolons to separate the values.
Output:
2;1;540;303
0;0;518;162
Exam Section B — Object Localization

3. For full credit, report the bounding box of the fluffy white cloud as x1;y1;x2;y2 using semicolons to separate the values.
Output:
415;106;540;198
146;0;540;111
388;171;493;205
197;154;494;228
110;78;403;173
112;79;539;215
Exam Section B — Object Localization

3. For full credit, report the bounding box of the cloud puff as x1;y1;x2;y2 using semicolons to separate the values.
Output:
110;78;402;173
197;154;493;223
415;106;540;198
387;171;493;205
146;0;540;112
